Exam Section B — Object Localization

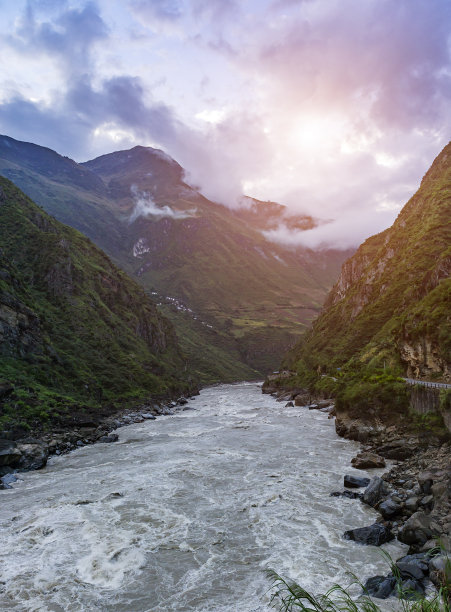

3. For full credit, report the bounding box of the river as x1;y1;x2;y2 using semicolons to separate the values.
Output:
0;382;407;611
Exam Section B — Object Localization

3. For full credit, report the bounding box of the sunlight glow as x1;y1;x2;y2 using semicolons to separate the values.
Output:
291;114;346;152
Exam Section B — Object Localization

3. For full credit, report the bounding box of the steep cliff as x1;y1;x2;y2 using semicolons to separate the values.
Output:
0;177;191;433
284;142;451;382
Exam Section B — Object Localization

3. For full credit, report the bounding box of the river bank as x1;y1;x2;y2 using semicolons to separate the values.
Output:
0;390;200;486
263;377;451;599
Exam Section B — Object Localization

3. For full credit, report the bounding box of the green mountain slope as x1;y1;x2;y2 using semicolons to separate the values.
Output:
0;177;192;433
0;135;351;381
284;142;451;383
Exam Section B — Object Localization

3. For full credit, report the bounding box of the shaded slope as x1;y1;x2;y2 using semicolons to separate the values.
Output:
0;135;351;380
0;177;192;432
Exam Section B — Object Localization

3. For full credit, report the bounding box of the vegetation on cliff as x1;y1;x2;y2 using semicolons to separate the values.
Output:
283;142;451;385
0;177;192;433
0;135;351;382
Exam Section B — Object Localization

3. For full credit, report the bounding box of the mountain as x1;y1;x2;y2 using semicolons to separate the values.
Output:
0;135;352;382
0;177;192;434
283;142;451;383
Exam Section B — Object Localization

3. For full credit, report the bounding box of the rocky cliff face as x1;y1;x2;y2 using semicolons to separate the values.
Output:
287;142;451;382
0;177;191;434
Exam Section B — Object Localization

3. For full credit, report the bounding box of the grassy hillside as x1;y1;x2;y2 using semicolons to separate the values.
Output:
0;135;351;381
0;177;193;433
283;142;451;384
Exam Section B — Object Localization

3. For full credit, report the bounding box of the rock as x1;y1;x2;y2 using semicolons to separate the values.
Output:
141;413;156;420
16;443;48;470
99;434;119;443
428;554;451;586
376;442;415;460
363;575;396;599
344;474;370;488
177;397;188;405
379;498;402;518
363;476;391;507
398;511;433;546
284;401;294;407
0;440;22;468
399;578;425;598
294;393;310;406
396;558;428;581
308;404;319;410
344;523;394;546
420;494;434;509
0;473;18;489
351;452;386;470
404;496;420;513
330;490;364;500
76;440;84;447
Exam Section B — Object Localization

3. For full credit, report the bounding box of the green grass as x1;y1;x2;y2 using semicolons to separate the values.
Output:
0;177;194;431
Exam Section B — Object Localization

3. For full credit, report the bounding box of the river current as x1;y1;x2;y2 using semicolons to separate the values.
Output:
0;382;407;611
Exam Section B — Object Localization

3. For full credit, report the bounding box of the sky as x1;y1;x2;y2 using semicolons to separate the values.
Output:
0;0;450;248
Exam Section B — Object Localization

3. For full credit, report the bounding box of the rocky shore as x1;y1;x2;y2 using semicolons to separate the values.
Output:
0;393;198;488
263;379;451;601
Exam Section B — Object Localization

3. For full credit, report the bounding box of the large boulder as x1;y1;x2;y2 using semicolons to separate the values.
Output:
351;452;386;469
16;442;48;470
398;511;433;546
363;476;391;507
344;474;370;488
344;523;394;546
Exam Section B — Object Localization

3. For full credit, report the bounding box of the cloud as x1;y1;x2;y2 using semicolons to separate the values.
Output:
0;0;450;249
129;185;196;222
10;1;108;71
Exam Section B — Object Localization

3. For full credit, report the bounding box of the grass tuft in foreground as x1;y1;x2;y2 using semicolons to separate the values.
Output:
267;568;450;612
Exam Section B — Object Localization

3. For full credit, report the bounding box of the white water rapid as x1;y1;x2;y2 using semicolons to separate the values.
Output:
0;382;407;611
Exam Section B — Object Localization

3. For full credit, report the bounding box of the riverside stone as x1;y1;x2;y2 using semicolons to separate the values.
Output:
379;498;402;518
343;523;394;546
344;474;370;488
363;476;391;507
398;511;433;546
363;575;396;599
351;452;386;469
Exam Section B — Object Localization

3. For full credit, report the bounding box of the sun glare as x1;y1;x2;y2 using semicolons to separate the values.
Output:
291;115;345;152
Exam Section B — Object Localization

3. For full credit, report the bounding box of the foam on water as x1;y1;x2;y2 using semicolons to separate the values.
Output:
0;383;407;611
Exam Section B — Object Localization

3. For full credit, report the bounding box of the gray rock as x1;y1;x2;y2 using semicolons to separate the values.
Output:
141;413;156;420
99;434;119;443
0;440;22;468
363;476;391;507
399;578;425;599
379;498;402;518
396;560;427;581
330;490;364;500
344;523;394;546
16;443;48;470
344;474;370;488
363;575;396;599
398;511;433;546
404;496;419;513
284;401;294;407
